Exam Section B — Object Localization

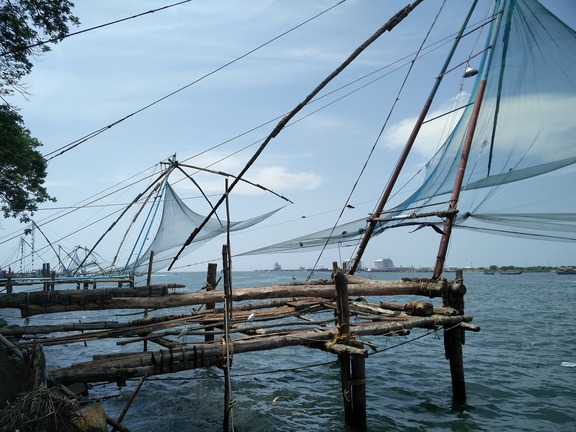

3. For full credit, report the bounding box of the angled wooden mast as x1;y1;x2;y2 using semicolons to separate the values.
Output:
168;0;425;271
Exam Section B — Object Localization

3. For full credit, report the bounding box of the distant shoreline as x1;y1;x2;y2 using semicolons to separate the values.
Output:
261;265;565;274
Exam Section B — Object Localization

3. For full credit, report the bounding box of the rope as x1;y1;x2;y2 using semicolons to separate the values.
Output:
218;334;235;367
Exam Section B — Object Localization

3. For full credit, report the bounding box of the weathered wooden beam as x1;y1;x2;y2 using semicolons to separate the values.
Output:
49;314;471;385
10;278;447;317
0;299;296;337
324;342;368;357
0;283;185;309
0;276;134;288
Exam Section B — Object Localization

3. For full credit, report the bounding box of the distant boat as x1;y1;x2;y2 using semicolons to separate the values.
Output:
483;272;495;275
499;271;523;275
556;267;576;275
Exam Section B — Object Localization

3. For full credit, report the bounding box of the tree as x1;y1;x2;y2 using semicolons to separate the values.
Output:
1;0;79;97
0;104;54;222
0;1;79;221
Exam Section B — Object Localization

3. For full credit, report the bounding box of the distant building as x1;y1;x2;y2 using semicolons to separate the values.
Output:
273;262;282;271
373;258;394;269
343;259;363;271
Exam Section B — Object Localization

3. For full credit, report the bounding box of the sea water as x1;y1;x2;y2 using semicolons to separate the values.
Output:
2;271;575;431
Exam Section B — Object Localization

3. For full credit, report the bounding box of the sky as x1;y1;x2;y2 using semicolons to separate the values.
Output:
1;0;576;273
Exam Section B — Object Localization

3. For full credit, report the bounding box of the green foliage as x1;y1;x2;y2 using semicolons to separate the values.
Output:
0;104;54;222
0;0;79;96
0;1;79;220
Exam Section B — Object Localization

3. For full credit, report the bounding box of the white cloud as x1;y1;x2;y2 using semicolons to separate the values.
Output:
246;165;322;192
382;92;469;159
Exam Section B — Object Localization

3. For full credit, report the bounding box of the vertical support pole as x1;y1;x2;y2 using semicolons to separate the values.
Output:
443;269;467;402
334;262;352;422
351;355;367;428
205;262;217;342
7;276;12;294
143;251;154;352
222;244;234;432
50;270;55;290
224;179;233;321
333;262;367;430
42;263;48;291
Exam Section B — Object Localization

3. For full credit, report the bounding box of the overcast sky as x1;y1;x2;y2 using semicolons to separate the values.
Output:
2;0;575;273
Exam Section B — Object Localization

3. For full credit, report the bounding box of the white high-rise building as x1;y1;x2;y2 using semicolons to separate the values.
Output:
373;258;395;269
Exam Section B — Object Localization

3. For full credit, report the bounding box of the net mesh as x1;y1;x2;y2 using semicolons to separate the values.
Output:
126;183;282;274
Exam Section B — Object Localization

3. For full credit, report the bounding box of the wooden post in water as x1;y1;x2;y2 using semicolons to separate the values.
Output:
443;269;467;402
351;354;367;428
205;263;217;342
42;263;49;291
222;244;234;432
143;251;154;352
334;262;367;430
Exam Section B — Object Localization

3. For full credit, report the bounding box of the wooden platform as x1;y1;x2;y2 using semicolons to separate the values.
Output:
0;264;478;430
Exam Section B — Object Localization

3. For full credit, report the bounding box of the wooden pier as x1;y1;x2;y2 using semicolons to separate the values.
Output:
0;262;478;431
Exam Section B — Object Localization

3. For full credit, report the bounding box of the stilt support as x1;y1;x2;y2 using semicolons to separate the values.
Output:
443;269;467;403
205;262;217;342
334;262;367;430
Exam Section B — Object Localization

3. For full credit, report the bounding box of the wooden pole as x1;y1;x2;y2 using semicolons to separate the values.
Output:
112;374;147;432
168;0;425;271
443;269;466;402
334;263;366;429
222;244;234;432
205;263;217;342
143;251;154;352
351;354;367;429
334;263;352;421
